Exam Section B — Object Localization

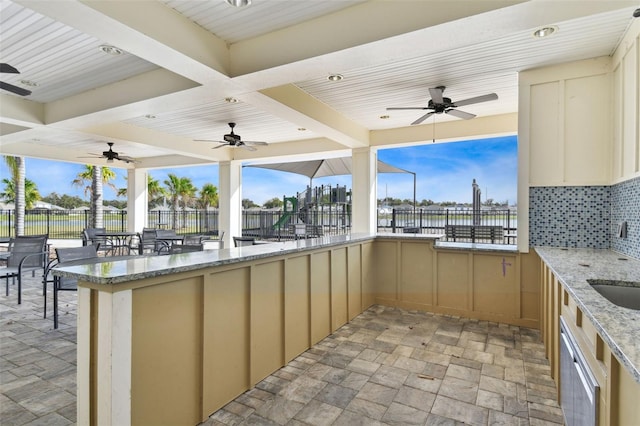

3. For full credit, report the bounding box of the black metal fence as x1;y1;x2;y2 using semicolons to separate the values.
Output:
0;207;516;244
378;208;517;244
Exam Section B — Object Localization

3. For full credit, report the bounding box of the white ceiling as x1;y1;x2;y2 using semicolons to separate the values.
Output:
0;0;638;169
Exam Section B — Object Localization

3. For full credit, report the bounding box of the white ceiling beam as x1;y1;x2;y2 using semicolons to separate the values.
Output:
0;95;45;129
370;113;518;147
15;0;231;83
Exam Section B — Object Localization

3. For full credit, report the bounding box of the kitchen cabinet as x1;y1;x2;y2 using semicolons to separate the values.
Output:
540;253;640;426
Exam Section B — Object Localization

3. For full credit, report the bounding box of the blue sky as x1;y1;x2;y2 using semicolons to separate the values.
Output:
0;135;517;205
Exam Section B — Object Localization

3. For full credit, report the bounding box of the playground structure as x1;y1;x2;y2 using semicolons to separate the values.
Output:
243;184;352;240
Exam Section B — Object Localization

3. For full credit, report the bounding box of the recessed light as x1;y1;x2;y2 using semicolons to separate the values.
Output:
225;97;239;103
99;45;123;55
379;115;390;120
327;74;343;82
533;26;557;38
20;79;38;87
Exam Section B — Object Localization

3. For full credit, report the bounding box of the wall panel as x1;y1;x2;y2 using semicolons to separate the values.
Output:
331;248;348;331
436;251;469;311
203;269;250;417
400;242;433;305
284;255;310;362
564;74;610;183
310;252;331;344
251;262;284;384
530;81;562;185
347;245;362;320
132;277;203;426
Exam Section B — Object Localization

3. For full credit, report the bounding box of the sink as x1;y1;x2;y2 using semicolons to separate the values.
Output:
587;279;640;310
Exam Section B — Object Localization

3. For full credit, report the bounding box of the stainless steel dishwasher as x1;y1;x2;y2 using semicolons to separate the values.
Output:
560;317;599;426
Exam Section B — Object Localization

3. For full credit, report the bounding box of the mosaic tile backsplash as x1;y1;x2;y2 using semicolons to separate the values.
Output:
611;176;640;259
529;186;611;249
530;177;639;259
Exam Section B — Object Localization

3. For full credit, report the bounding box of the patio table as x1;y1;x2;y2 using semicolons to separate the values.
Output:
95;231;136;256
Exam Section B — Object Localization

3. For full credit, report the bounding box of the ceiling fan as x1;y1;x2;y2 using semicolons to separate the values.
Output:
0;63;32;96
196;122;268;151
82;142;138;163
387;86;498;125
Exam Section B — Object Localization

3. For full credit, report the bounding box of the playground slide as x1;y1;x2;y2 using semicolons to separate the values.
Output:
273;197;298;229
273;211;293;229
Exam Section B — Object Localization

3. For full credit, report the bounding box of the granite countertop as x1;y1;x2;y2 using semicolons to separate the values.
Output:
53;233;377;285
434;241;518;253
535;247;640;384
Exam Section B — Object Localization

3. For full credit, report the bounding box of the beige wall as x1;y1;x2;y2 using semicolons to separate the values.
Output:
86;237;539;425
125;241;372;424
371;238;539;328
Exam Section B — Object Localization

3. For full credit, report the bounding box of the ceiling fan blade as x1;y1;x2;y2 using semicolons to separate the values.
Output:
446;109;476;120
194;139;221;142
386;107;428;110
239;144;257;152
453;93;498;107
243;141;268;146
411;111;435;125
0;81;31;96
0;63;20;73
212;143;230;149
117;155;138;163
429;87;444;104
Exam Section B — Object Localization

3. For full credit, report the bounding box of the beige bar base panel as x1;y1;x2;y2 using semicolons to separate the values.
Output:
75;236;538;425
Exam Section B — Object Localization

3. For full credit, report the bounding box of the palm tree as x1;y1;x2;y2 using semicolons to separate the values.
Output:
0;178;40;210
198;183;219;233
147;175;167;207
117;175;167;207
3;156;26;236
164;174;196;229
72;165;117;228
198;183;218;209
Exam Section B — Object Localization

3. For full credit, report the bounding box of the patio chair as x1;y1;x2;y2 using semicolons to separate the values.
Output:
233;236;255;247
169;243;204;254
136;228;164;254
82;227;113;255
183;235;204;245
0;235;49;304
46;245;98;329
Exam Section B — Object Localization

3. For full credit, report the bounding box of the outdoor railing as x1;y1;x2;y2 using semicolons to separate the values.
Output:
377;208;517;245
1;207;516;244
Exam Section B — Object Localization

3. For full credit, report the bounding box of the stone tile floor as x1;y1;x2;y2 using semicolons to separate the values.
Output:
1;275;564;425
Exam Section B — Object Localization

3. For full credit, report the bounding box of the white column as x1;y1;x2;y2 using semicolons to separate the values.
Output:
96;290;133;426
219;161;242;246
351;148;377;234
127;169;148;232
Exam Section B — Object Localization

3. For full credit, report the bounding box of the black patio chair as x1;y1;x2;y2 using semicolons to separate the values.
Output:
46;245;99;329
0;235;49;304
82;227;113;256
182;235;204;245
169;243;204;254
135;228;164;254
233;236;256;247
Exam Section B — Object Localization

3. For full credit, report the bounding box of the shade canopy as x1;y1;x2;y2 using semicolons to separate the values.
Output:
245;157;412;181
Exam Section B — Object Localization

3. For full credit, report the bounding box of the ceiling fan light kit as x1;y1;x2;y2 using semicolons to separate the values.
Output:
81;142;138;164
387;85;498;125
195;122;268;152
